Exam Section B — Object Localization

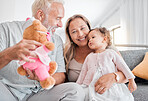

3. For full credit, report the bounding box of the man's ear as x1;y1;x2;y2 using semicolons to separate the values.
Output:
36;10;45;23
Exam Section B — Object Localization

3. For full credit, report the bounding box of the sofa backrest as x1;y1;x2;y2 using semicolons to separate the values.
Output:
120;49;148;70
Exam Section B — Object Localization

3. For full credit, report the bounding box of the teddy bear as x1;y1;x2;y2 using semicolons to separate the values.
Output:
17;17;57;89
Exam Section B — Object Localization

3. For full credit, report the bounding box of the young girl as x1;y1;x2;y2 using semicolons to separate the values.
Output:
76;27;137;101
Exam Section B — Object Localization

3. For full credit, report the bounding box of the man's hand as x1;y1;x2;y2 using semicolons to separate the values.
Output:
7;39;42;62
94;73;116;94
26;68;39;81
0;39;42;70
26;69;66;85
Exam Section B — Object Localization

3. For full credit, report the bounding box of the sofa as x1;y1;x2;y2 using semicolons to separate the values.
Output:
120;49;148;101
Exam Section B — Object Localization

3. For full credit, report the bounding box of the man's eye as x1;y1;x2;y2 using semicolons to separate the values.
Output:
56;18;60;20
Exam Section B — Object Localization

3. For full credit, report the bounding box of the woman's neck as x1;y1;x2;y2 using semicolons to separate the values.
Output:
76;45;92;53
74;45;92;63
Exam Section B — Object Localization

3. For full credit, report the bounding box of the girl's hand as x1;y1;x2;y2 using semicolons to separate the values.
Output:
128;79;137;93
94;73;116;94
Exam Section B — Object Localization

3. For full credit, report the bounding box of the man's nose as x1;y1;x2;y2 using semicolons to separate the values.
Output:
57;21;63;27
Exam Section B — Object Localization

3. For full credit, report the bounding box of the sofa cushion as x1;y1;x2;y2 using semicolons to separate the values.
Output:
120;49;148;83
132;52;148;80
120;49;148;70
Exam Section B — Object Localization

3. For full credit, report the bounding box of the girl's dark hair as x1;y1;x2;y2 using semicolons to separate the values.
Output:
90;27;112;46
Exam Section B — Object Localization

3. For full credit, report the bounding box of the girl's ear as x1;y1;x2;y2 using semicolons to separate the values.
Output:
36;10;45;23
103;36;107;43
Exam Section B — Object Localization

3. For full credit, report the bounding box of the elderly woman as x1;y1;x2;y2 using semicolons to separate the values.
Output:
64;14;127;95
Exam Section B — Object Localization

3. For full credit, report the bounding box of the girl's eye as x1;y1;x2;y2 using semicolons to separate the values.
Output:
92;36;95;38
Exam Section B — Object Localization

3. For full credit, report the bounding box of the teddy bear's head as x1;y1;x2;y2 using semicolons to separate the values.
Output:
23;18;54;51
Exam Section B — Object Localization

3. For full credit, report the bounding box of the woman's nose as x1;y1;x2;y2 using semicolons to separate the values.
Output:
78;31;83;37
89;38;92;42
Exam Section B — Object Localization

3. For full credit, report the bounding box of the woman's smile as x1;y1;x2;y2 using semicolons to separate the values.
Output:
77;36;87;41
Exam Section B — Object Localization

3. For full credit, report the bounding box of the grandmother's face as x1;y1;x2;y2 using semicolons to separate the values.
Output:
69;18;90;47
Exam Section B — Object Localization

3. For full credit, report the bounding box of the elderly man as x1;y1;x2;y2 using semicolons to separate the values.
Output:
0;0;85;101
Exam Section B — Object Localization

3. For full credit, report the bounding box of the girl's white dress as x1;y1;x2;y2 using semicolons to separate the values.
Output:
76;49;135;101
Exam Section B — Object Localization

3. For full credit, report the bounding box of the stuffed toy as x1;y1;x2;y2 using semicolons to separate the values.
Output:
17;17;57;89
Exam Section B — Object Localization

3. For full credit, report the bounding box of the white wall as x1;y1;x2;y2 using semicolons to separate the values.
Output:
0;0;15;22
100;9;120;28
57;0;111;42
94;0;121;29
0;0;120;42
57;0;121;42
0;0;33;23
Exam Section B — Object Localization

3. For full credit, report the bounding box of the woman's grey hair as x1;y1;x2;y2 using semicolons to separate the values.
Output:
32;0;64;17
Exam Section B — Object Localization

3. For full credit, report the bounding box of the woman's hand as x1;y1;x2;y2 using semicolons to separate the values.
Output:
94;73;116;94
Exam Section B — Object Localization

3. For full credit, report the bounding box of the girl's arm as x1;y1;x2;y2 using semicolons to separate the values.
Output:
128;78;137;93
116;71;128;83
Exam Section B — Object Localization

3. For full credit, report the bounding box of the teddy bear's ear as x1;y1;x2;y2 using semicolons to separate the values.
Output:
32;20;42;30
32;20;47;31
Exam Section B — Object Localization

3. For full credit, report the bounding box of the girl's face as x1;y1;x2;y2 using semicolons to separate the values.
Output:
69;18;90;47
88;30;106;51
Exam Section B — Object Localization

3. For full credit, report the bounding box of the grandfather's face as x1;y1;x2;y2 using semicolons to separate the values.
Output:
42;2;64;33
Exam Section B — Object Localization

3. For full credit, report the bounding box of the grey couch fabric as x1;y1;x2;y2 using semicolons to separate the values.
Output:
120;49;148;101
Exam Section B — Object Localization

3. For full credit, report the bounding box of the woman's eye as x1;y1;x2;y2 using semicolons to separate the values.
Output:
92;36;95;38
72;31;76;34
81;27;85;30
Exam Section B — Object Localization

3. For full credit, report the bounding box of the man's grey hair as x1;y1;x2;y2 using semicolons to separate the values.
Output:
32;0;64;17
